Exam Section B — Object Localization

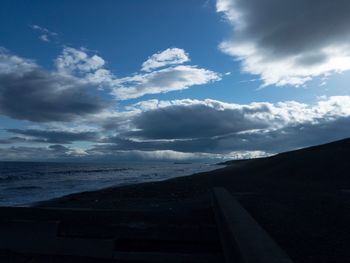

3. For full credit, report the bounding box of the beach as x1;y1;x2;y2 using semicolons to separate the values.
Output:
35;138;350;262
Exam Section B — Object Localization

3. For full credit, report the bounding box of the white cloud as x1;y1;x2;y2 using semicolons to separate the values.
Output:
30;24;58;43
55;47;105;75
0;52;37;75
127;96;350;141
141;48;189;72
52;47;220;100
226;150;271;160
66;147;88;156
2;89;350;160
39;35;50;42
112;65;221;100
216;0;350;86
87;147;269;161
134;149;270;160
99;96;350;156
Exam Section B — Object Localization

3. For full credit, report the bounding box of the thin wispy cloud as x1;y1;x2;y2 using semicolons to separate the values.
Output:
112;64;221;100
30;24;58;43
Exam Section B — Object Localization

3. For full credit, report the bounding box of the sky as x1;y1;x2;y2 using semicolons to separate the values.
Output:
1;0;350;162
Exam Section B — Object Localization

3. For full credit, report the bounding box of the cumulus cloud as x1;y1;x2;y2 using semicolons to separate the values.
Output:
2;42;350;161
52;47;220;101
129;99;271;139
55;47;105;75
216;0;350;86
0;49;107;122
141;48;190;72
110;96;350;154
0;46;220;110
38;46;220;101
2;96;350;160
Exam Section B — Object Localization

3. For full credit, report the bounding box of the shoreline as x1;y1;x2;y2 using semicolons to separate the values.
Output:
35;164;231;210
33;138;350;262
2;162;223;208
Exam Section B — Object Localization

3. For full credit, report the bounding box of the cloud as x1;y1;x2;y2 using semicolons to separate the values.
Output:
30;24;58;43
0;137;30;144
49;144;88;156
141;48;190;72
109;48;221;100
0;144;87;161
89;147;208;161
1;96;350;160
112;65;221;100
42;46;220;101
6;128;99;144
55;47;105;75
129;99;271;139
107;96;350;154
216;0;350;86
88;144;267;161
215;116;350;153
0;49;107;122
53;47;221;101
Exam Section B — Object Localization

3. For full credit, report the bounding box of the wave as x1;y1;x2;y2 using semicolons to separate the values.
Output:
46;167;133;175
5;185;43;190
0;175;29;182
0;167;133;182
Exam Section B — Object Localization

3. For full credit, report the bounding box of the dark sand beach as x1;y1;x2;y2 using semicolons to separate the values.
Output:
32;138;350;263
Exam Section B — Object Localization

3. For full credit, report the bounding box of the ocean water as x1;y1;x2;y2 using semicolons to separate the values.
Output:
0;161;221;207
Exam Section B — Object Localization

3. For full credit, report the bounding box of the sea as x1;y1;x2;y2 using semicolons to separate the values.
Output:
0;161;222;207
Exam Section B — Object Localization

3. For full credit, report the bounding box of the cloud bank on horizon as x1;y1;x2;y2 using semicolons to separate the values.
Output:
2;92;350;161
1;0;350;162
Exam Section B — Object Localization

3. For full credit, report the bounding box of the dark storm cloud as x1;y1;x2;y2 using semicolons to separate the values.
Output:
7;129;98;144
0;53;107;122
2;94;350;160
207;116;350;155
230;0;350;57
97;97;350;156
99;116;350;155
217;0;350;85
129;102;270;139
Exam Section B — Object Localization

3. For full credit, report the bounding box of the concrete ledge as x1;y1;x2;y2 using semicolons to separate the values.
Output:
212;187;293;263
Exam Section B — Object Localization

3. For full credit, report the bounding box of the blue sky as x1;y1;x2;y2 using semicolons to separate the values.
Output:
1;0;350;162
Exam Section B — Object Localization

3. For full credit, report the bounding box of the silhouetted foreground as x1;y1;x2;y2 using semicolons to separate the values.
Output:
2;138;350;262
0;187;295;263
